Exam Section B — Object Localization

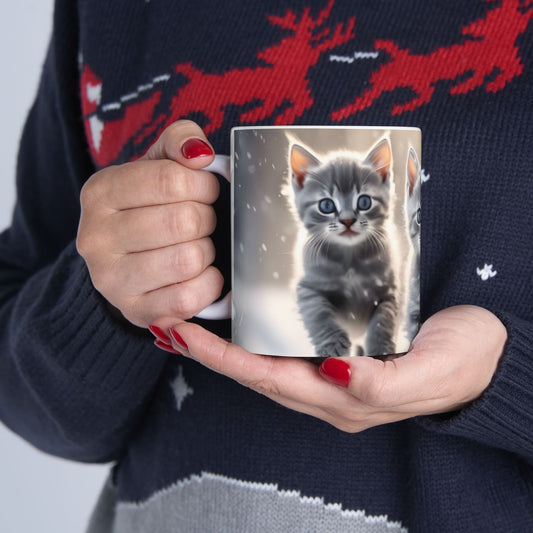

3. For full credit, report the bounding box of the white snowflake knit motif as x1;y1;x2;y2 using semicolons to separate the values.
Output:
170;366;194;411
476;264;497;281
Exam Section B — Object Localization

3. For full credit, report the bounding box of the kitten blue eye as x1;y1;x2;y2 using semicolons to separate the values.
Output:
318;198;336;214
416;208;421;224
357;194;372;211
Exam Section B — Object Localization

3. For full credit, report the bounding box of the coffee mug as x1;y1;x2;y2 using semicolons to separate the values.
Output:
198;126;421;358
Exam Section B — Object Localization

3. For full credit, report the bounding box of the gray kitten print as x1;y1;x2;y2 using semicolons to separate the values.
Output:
289;138;398;357
404;147;421;343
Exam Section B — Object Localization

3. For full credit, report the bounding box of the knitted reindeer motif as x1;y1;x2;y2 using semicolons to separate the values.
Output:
82;1;355;167
81;0;531;168
158;0;355;135
332;0;533;120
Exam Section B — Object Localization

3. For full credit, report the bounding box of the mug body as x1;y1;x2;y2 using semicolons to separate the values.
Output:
231;126;421;357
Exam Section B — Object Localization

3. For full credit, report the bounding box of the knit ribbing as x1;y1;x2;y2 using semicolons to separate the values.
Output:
20;243;167;393
7;243;168;461
418;311;533;463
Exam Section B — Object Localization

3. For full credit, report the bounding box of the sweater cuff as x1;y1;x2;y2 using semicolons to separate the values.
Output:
417;311;533;462
26;242;167;393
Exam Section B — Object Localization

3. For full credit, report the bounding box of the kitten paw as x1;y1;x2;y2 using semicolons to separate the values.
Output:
315;333;351;358
366;340;396;357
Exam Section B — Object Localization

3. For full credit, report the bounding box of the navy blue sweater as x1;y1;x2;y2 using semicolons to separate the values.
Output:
1;0;532;531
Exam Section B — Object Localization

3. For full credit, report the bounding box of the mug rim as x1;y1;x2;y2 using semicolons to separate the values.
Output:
231;125;421;133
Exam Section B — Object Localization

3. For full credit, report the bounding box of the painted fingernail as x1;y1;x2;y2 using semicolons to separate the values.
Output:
181;138;213;159
169;328;189;352
148;324;171;344
319;358;352;388
154;339;182;355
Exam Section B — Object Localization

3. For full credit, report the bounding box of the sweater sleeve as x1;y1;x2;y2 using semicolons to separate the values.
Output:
0;0;168;463
417;311;533;465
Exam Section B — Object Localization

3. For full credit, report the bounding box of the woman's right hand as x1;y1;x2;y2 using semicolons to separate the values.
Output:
76;120;223;328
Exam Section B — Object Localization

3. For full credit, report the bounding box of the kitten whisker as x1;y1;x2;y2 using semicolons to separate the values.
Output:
366;228;387;255
304;231;329;264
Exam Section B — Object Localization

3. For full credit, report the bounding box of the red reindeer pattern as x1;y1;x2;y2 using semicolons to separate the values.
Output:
80;0;531;168
150;0;355;137
82;0;355;167
331;0;533;121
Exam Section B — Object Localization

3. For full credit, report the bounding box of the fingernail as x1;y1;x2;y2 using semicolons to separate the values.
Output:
319;358;352;388
154;339;182;355
169;328;189;352
148;324;171;344
181;138;213;159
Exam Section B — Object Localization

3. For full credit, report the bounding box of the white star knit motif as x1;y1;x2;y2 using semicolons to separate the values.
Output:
170;366;194;411
476;264;497;281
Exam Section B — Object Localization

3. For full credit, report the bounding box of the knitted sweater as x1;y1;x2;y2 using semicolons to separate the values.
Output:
1;0;532;531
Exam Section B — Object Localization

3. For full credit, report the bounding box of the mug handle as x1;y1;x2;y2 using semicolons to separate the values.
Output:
194;154;232;320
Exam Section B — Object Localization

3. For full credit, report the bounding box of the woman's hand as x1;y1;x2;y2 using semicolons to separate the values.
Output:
76;120;223;327
154;305;507;432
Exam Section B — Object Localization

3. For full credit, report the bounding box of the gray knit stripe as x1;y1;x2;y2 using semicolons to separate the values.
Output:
87;472;407;533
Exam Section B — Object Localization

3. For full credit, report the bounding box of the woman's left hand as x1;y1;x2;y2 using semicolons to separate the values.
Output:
152;305;507;432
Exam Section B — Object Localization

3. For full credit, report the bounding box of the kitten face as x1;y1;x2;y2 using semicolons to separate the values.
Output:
290;139;392;249
406;147;421;256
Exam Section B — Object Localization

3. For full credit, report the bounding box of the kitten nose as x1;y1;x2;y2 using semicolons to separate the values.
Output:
340;217;356;228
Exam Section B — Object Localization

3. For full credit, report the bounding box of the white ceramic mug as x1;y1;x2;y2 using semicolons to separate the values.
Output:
199;126;421;357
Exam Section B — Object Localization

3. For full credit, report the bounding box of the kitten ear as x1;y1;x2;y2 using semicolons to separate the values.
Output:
291;144;319;188
364;138;392;182
407;147;420;196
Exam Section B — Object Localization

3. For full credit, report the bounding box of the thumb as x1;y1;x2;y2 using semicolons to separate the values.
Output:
142;119;215;170
319;353;422;409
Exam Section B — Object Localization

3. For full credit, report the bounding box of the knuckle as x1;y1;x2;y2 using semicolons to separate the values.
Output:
75;230;91;258
160;208;181;242
333;421;359;433
334;419;369;434
91;262;118;296
76;228;102;260
170;284;198;319
324;406;377;434
167;267;223;319
157;122;182;150
358;372;392;408
175;243;205;278
205;206;217;234
246;358;281;397
173;119;199;131
204;238;216;265
176;203;202;238
121;296;147;328
360;382;387;408
79;178;97;208
206;266;224;297
77;219;113;260
156;160;189;199
79;168;110;207
160;120;203;154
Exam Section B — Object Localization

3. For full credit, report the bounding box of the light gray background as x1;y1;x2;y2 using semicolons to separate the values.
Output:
0;2;108;531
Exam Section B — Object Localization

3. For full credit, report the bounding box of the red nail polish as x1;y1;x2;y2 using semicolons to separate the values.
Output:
154;339;182;355
319;358;352;388
181;138;213;159
169;328;189;352
148;325;171;344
